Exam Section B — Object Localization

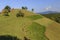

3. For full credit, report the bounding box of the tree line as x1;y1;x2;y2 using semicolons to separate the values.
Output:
1;5;34;17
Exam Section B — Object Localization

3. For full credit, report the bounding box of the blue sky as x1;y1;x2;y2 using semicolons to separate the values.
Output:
0;0;60;12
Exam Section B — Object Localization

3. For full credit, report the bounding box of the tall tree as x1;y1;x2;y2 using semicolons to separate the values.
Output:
4;5;11;12
2;5;11;16
32;8;34;12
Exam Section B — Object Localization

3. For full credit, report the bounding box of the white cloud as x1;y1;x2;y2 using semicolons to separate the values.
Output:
45;6;52;10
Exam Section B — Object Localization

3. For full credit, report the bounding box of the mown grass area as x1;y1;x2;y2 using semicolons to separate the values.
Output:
0;15;32;39
0;15;48;40
26;22;48;40
27;15;43;20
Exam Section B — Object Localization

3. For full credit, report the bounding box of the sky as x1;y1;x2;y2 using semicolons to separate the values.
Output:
0;0;60;12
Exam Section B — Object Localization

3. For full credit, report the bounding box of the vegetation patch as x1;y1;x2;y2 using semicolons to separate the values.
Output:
16;11;24;17
26;22;49;40
27;15;43;20
42;13;60;23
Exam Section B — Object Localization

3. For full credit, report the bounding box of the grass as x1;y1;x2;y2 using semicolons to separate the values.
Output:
0;15;48;40
27;15;43;20
41;13;60;23
26;22;48;40
0;10;48;40
34;17;60;40
0;9;60;40
0;11;49;40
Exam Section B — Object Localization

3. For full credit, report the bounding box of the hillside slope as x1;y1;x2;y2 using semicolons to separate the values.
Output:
0;9;60;40
0;9;48;40
41;13;60;23
34;17;60;40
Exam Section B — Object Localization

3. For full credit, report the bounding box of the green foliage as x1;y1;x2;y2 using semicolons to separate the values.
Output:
32;8;34;11
42;13;60;23
2;5;11;16
4;5;11;12
16;11;24;17
3;13;9;16
22;6;28;10
2;9;9;16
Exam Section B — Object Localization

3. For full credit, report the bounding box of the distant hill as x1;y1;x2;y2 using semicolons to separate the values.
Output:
37;11;59;14
41;13;60;23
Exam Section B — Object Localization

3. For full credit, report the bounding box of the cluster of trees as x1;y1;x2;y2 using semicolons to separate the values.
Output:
16;11;24;17
2;6;11;16
2;6;24;17
2;5;34;17
22;6;34;11
42;13;60;23
55;17;60;23
22;6;28;10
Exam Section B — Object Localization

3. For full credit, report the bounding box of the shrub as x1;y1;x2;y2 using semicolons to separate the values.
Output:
2;9;9;16
24;37;30;40
2;5;11;16
16;11;24;17
3;13;9;16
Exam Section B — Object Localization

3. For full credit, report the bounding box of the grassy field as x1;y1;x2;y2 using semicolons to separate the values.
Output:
0;9;48;40
0;9;60;40
25;22;48;40
34;17;60;40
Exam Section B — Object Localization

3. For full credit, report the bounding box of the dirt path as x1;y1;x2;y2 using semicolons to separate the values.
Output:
20;18;32;40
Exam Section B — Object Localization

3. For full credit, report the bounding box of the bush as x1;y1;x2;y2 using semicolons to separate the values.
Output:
3;13;9;16
2;5;11;16
24;37;30;40
16;11;24;17
2;8;10;16
3;10;9;16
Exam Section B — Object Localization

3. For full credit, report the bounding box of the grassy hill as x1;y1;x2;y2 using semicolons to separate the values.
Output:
34;17;60;40
0;9;48;40
41;13;60;23
0;9;60;40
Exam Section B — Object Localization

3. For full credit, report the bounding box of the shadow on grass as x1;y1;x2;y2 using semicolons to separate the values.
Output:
0;35;20;40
